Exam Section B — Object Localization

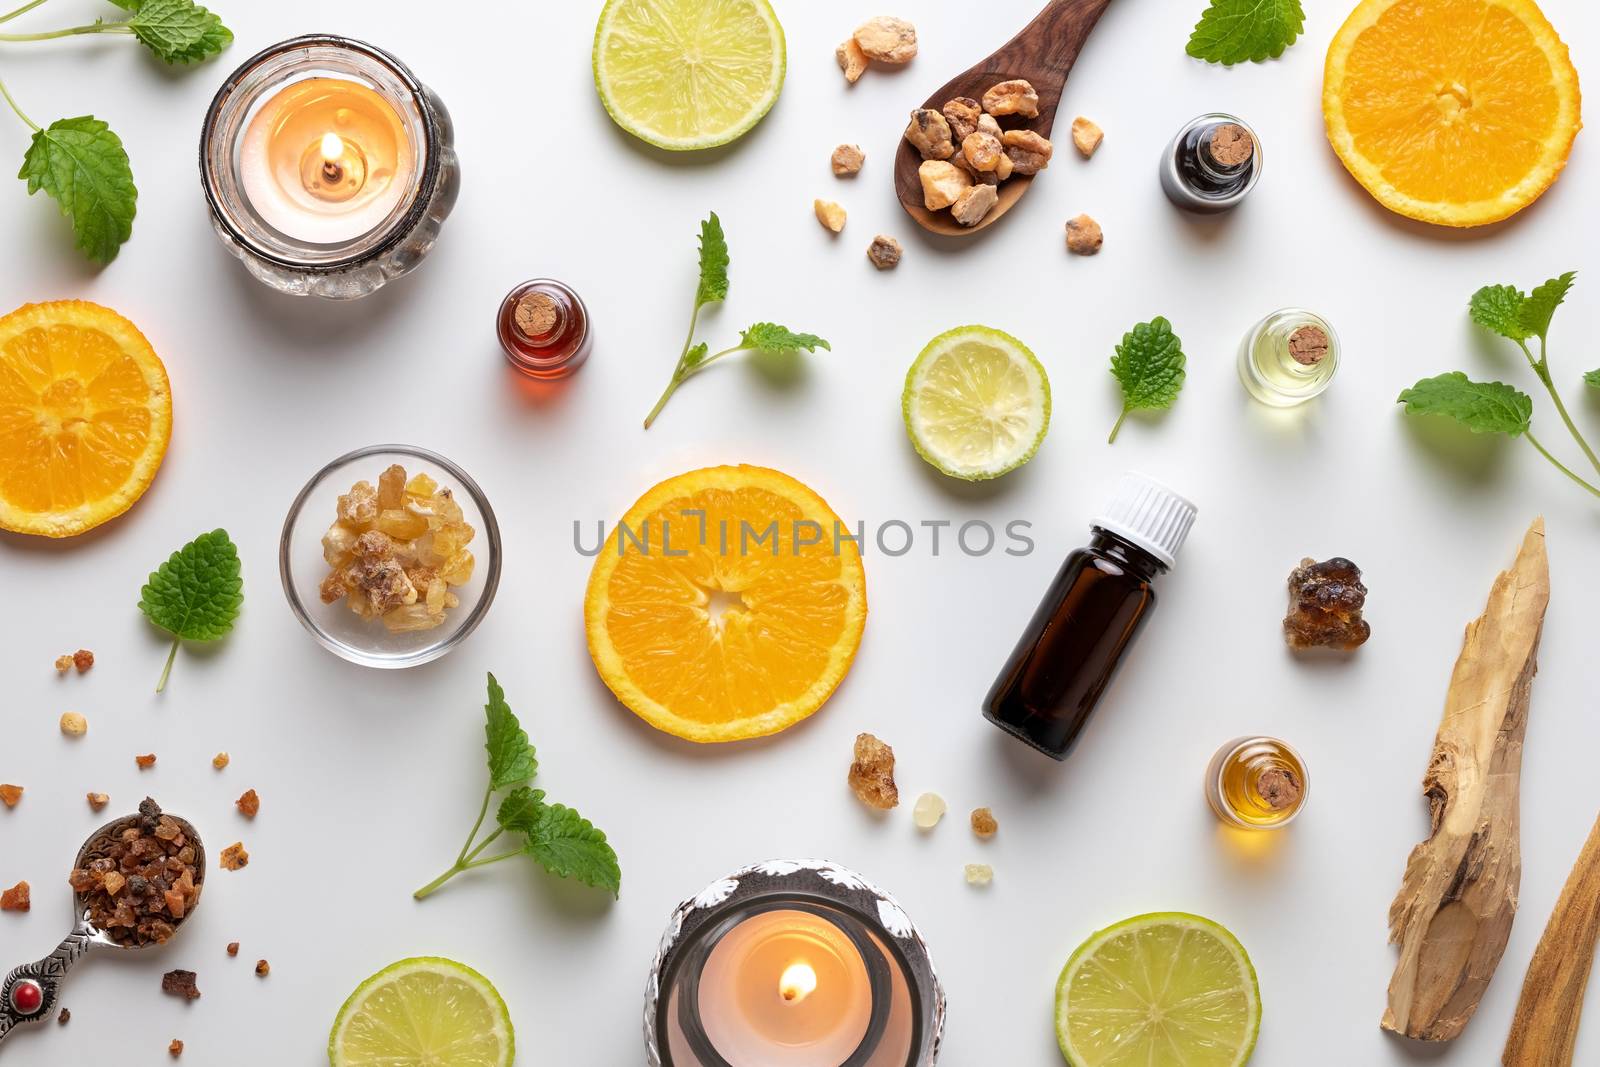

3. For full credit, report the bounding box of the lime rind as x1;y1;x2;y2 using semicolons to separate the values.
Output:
593;0;787;152
1055;912;1261;1067
329;957;514;1067
902;325;1051;481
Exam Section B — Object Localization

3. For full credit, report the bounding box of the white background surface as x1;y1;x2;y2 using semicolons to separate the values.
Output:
2;0;1598;1064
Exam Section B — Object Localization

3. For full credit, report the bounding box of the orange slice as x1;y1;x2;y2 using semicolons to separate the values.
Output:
0;301;172;537
1324;0;1581;227
585;465;866;743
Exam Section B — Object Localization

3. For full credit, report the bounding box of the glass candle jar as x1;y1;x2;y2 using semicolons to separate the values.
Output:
647;860;945;1067
1237;308;1340;407
199;35;460;299
497;279;592;379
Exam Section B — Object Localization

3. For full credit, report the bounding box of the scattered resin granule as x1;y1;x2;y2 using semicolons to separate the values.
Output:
220;843;249;871
848;733;899;810
964;864;994;886
212;753;230;771
226;942;239;957
86;792;109;811
161;970;200;1000
255;959;270;977
169;1038;184;1058
1;881;30;911
136;753;157;770
1283;557;1371;651
913;793;947;829
236;790;259;818
970;807;998;839
0;783;22;807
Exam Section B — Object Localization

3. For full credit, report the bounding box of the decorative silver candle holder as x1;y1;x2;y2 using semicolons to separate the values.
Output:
199;35;459;299
646;859;945;1067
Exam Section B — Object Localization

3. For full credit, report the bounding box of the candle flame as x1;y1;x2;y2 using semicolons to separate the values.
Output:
319;132;344;161
778;962;817;1004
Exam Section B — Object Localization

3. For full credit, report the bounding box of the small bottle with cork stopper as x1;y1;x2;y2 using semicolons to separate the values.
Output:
1160;113;1263;213
1205;736;1309;829
497;279;592;380
1238;308;1339;406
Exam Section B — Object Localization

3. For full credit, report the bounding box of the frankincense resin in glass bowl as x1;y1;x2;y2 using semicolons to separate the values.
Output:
280;444;501;668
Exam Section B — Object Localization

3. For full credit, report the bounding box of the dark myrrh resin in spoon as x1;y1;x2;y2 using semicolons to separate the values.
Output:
893;0;1113;236
0;800;205;1044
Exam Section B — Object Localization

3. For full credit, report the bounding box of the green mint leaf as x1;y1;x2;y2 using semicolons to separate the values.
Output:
128;0;232;63
738;323;831;354
495;786;546;836
107;0;144;8
1187;0;1305;65
1469;284;1532;341
695;212;729;308
19;116;136;266
1583;369;1600;390
524;802;621;896
1397;372;1533;436
1518;271;1576;342
484;672;538;790
138;529;243;640
682;342;709;369
1109;316;1185;442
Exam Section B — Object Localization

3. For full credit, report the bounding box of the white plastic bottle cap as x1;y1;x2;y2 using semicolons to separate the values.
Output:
1090;472;1197;569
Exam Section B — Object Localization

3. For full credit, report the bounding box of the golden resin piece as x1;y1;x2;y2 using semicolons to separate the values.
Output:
319;465;474;632
848;732;899;810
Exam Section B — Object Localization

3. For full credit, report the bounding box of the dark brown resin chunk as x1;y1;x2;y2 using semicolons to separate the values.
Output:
1284;557;1370;651
161;969;200;1000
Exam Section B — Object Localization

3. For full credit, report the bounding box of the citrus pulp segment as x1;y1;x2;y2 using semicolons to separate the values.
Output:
903;325;1050;480
0;300;171;537
1323;0;1581;227
1056;912;1261;1067
328;957;513;1067
585;465;866;743
593;0;787;151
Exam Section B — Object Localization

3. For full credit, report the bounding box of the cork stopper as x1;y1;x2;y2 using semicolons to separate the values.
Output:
1208;123;1255;168
1256;768;1303;811
513;291;561;341
1288;324;1330;366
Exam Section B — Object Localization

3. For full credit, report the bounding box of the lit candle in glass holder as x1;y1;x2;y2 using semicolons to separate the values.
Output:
646;860;945;1067
200;36;459;298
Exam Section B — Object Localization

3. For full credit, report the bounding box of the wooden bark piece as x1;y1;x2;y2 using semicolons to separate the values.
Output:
1502;810;1600;1066
1383;518;1550;1041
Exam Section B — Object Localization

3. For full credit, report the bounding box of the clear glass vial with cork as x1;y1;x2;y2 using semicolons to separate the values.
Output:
983;473;1197;761
1205;736;1309;829
1160;113;1263;213
497;279;592;379
1238;309;1339;406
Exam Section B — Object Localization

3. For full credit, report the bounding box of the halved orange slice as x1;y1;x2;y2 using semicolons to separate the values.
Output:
1324;0;1581;227
0;301;172;537
585;465;866;743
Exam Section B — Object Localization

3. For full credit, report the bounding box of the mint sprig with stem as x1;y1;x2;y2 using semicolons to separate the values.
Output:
1398;272;1600;501
644;211;830;428
0;0;232;263
415;674;621;901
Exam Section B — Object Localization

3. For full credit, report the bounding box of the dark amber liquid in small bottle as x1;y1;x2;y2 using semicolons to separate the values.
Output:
983;530;1165;760
497;279;592;380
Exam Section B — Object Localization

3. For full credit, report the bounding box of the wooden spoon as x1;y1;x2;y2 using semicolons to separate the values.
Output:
894;0;1113;237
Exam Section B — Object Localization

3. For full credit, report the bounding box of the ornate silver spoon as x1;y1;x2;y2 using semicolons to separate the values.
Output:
0;802;205;1046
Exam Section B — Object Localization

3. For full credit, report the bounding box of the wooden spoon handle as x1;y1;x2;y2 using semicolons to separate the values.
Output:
1502;811;1600;1066
990;0;1113;111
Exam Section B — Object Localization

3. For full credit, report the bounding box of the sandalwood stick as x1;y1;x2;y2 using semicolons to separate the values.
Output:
1383;518;1550;1041
1502;811;1600;1066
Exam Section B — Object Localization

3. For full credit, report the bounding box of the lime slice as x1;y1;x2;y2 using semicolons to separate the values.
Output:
593;0;786;151
1056;913;1261;1067
329;957;514;1067
903;325;1051;480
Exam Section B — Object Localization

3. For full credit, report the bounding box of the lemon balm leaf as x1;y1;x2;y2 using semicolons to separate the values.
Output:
1469;284;1533;342
524;803;622;897
137;529;243;692
1584;369;1600;390
738;323;830;353
1187;0;1305;65
19;116;136;266
1518;271;1576;342
1396;373;1533;436
696;212;730;308
495;786;546;835
129;0;233;64
1108;316;1186;443
484;673;538;790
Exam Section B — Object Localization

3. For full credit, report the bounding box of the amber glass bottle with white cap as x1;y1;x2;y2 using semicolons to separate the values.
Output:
983;472;1197;760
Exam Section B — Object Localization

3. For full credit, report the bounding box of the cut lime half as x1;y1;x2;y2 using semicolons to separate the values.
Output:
593;0;787;151
903;325;1051;480
329;957;514;1067
1056;913;1261;1067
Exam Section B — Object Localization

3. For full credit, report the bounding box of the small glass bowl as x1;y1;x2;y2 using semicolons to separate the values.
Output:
280;444;501;668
